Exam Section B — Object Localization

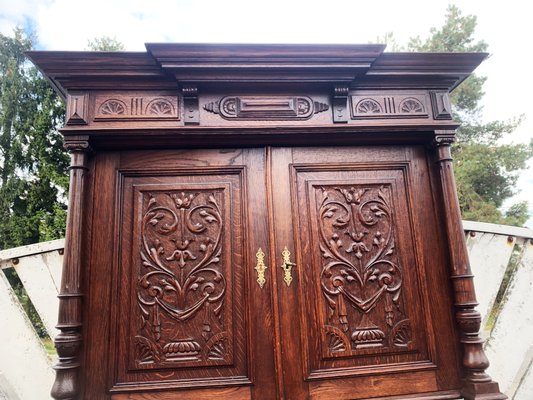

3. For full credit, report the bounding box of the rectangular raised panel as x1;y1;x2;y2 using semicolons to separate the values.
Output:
430;91;453;120
94;94;180;121
291;164;434;380
111;168;250;391
350;93;429;119
203;96;329;120
66;93;88;124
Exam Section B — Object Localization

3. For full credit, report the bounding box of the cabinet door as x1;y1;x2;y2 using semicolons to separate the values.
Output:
270;146;462;399
86;149;277;400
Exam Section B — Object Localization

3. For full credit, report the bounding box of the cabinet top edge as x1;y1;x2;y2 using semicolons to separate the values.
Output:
26;43;487;97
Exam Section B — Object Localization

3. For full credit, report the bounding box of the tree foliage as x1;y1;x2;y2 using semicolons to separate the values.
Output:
382;5;533;226
0;29;69;249
86;36;125;51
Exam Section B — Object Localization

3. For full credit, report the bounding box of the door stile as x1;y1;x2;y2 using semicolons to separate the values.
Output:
268;147;309;399
242;148;279;400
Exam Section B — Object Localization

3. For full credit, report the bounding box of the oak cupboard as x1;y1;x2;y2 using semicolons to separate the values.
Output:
28;44;506;399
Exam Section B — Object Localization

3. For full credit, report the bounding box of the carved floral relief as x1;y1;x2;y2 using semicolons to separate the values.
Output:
316;184;412;354
134;190;229;367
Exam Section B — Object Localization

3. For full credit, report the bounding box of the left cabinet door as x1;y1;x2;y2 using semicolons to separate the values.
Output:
83;148;277;400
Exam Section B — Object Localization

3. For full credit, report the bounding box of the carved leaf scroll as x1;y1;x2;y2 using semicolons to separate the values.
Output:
317;184;412;352
134;190;229;367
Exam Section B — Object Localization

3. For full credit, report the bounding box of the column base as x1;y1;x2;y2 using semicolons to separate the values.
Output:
462;380;508;400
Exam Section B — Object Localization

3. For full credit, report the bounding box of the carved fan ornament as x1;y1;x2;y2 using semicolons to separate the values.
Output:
147;98;174;115
399;98;424;113
100;99;126;115
135;190;229;367
356;98;383;114
317;185;412;352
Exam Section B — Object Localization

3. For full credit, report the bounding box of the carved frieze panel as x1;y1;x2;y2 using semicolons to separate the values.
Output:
94;94;180;121
204;96;329;120
350;94;428;119
315;184;413;355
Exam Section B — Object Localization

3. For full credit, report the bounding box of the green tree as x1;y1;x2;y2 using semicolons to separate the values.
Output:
0;29;69;249
86;35;125;51
383;5;533;226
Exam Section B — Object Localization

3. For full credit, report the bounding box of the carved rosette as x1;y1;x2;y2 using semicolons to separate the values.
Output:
134;190;229;368
316;184;412;353
203;96;329;120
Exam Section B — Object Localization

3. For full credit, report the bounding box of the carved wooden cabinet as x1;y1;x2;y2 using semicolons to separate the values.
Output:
29;44;507;399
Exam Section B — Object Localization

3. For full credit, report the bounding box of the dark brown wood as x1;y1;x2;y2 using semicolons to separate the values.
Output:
28;43;506;400
51;136;91;399
432;133;507;400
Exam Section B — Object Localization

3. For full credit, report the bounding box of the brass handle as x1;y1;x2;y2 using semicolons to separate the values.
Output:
281;246;296;287
255;248;267;288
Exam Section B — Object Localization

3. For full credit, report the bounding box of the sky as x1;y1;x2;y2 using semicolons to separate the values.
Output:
1;0;532;227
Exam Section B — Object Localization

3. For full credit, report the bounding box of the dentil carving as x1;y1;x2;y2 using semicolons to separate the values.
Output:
134;190;228;367
317;185;412;352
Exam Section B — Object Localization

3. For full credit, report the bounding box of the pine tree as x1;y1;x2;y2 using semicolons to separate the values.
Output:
383;5;533;226
0;29;69;249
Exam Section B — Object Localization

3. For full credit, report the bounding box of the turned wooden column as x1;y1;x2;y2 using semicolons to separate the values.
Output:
433;131;507;400
51;136;90;400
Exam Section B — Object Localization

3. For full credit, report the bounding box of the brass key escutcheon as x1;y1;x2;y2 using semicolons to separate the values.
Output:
281;246;296;287
255;248;267;288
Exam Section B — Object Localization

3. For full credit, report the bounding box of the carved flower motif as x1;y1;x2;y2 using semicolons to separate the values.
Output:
346;240;370;259
339;187;367;204
169;192;195;209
